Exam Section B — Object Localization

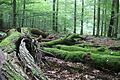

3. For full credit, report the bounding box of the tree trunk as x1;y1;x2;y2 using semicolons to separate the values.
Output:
96;0;100;36
64;0;67;32
104;8;107;37
13;0;17;28
53;0;56;31
80;0;84;35
113;0;119;37
55;0;59;32
101;9;104;36
21;0;26;27
108;0;119;37
93;0;96;36
73;0;77;33
0;13;3;29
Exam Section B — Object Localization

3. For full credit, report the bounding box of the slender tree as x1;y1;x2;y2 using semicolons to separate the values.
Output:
0;13;3;29
96;0;100;36
21;0;26;27
64;0;67;32
74;0;77;33
93;0;96;36
101;9;104;36
53;0;56;31
56;0;59;32
13;0;17;28
80;0;84;35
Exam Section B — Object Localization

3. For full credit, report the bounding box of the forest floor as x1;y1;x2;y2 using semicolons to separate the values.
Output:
41;36;120;80
42;56;120;80
0;29;120;80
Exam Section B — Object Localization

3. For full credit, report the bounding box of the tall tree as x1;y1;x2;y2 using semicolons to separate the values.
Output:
101;9;104;36
93;0;96;36
21;0;26;27
0;13;3;29
64;0;67;32
53;0;56;31
74;0;77;33
96;0;100;36
13;0;17;28
55;0;59;32
114;0;119;37
80;0;84;35
104;7;107;37
108;0;119;37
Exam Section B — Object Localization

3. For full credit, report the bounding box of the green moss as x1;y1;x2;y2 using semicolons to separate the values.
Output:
0;31;21;52
44;47;120;72
55;45;120;56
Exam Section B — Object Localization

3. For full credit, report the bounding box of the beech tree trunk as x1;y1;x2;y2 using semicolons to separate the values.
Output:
80;0;84;35
13;0;17;28
96;0;100;36
53;0;56;31
93;0;96;36
108;0;119;37
21;0;26;27
73;0;77;33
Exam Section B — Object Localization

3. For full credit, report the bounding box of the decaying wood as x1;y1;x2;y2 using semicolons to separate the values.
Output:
41;34;83;47
0;31;47;80
30;28;49;38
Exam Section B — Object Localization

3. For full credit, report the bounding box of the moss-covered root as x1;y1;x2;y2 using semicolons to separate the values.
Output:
55;45;120;56
43;48;120;72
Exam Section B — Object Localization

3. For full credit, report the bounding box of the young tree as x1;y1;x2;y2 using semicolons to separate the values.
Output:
53;0;56;31
21;0;26;27
74;0;77;33
64;0;67;32
13;0;17;28
80;0;84;35
101;9;104;36
104;7;107;37
96;0;100;36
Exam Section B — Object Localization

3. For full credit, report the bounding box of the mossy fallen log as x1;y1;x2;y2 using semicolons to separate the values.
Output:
41;34;82;47
0;31;21;52
43;48;120;72
55;45;120;56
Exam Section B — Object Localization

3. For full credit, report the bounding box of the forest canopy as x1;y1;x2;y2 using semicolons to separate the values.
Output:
0;0;119;37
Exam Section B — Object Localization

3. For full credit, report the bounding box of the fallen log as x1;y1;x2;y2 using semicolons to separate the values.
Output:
0;31;21;53
55;45;120;56
30;28;49;38
43;48;120;72
41;34;83;47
